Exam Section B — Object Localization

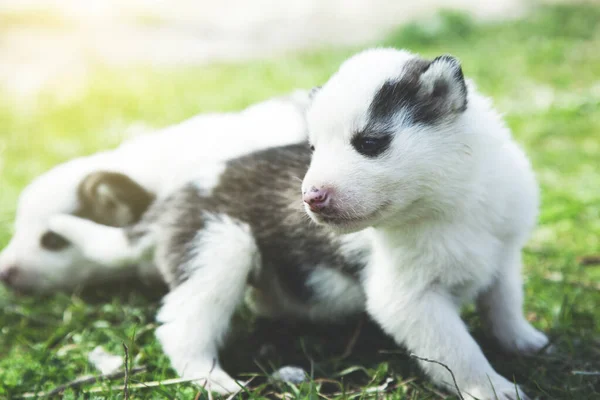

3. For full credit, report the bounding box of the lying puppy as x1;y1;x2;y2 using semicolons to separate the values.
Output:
0;90;310;293
48;49;548;399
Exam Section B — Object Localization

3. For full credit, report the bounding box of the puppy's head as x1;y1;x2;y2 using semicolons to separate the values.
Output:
302;49;473;233
0;170;154;293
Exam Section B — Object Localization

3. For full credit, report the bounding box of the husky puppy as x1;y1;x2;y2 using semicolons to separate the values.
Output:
302;49;548;399
0;90;310;293
47;49;548;399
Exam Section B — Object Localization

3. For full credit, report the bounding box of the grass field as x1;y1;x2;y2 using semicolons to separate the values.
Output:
1;3;599;399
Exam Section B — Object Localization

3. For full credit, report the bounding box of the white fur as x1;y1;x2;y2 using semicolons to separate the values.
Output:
0;91;309;292
302;48;548;400
47;215;155;268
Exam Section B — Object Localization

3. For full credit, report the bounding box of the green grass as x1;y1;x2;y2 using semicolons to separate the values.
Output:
1;3;599;399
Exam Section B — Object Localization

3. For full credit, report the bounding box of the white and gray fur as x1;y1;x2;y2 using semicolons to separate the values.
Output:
47;49;548;399
0;90;310;292
48;143;367;393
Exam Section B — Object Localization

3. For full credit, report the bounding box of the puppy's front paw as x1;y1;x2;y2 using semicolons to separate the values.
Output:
464;375;529;400
495;320;549;355
183;367;245;395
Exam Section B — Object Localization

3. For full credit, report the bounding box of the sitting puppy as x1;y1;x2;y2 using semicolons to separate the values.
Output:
0;90;310;293
302;49;548;399
48;49;548;399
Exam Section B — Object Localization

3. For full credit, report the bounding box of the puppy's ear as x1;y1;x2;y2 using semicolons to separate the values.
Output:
77;171;155;227
418;55;468;115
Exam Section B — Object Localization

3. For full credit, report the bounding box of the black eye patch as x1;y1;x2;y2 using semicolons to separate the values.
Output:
40;231;70;251
351;134;392;158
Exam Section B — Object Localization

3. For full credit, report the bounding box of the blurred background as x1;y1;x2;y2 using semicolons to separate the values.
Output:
0;1;599;398
0;0;532;102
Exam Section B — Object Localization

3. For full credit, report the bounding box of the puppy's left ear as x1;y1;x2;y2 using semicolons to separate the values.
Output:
419;55;468;114
77;171;155;227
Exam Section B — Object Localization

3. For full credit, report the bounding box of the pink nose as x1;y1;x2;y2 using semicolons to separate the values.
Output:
0;265;17;286
303;187;330;211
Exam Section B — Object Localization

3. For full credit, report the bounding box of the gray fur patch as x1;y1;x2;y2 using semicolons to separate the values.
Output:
367;55;467;129
77;171;155;227
134;143;367;306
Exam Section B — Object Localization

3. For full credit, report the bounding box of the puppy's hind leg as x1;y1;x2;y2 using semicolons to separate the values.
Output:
155;213;259;395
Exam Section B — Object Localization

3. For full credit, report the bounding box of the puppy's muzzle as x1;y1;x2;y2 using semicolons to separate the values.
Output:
303;186;330;213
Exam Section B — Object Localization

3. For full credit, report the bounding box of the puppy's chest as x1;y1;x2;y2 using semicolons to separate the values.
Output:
372;229;500;296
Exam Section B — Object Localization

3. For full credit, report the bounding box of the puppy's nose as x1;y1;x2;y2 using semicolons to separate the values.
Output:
0;265;17;286
303;187;330;212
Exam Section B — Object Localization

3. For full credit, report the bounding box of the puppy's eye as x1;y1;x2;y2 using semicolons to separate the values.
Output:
40;231;70;251
351;135;391;158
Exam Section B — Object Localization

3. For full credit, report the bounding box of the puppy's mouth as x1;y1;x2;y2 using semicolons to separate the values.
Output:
306;204;389;232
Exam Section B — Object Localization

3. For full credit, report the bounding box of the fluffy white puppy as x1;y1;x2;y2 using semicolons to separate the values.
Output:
0;90;310;292
302;48;548;399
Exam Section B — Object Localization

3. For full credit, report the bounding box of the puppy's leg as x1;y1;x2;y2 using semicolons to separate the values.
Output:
155;214;259;395
477;245;549;354
48;214;152;267
365;268;528;400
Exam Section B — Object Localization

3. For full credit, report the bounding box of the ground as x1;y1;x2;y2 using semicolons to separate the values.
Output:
0;3;599;400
